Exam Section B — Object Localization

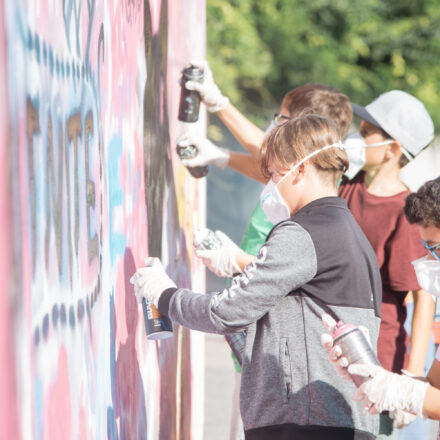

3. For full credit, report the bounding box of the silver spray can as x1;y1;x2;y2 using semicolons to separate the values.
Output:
176;142;209;179
333;321;380;387
193;228;222;250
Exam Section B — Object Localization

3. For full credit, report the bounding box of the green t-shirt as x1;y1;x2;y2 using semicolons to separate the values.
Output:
231;202;273;373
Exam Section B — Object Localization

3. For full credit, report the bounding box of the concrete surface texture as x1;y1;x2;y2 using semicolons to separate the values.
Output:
204;334;236;439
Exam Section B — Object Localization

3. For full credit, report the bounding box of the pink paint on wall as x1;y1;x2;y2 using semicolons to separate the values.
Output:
1;0;207;438
0;3;19;440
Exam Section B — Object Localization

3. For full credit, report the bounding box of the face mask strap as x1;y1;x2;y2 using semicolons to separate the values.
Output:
400;146;414;162
343;139;394;150
278;141;344;185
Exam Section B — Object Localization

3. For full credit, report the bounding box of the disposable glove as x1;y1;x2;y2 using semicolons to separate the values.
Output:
320;314;372;382
130;257;176;308
349;363;429;419
177;135;230;168
389;409;417;430
185;60;229;112
196;230;242;278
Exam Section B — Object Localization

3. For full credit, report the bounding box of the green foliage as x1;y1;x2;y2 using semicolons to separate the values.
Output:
207;0;440;128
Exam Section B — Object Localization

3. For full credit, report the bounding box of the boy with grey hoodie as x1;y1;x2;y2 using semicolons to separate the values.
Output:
131;114;382;439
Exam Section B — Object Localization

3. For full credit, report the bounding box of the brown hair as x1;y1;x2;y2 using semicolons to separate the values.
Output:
260;113;349;186
282;83;353;138
404;177;440;228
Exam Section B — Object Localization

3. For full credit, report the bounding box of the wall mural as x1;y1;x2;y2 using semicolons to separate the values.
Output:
0;0;206;438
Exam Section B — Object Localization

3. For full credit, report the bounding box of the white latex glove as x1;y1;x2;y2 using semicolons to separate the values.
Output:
349;364;429;418
320;314;351;381
389;408;417;430
185;60;229;112
177;135;230;168
196;230;242;278
320;314;372;382
129;257;176;308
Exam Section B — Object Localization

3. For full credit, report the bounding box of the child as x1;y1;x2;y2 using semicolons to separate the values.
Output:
339;90;435;438
322;177;440;435
131;114;382;439
181;69;353;440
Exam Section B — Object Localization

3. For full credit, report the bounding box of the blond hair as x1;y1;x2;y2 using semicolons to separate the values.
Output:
260;113;349;186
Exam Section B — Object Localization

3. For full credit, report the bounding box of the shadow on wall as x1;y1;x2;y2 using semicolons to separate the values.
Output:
143;0;172;260
108;248;147;440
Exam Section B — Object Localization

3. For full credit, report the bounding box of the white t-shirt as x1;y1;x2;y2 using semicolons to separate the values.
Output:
436;345;440;362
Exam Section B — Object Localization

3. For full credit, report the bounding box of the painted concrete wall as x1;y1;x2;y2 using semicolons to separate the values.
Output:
0;1;206;439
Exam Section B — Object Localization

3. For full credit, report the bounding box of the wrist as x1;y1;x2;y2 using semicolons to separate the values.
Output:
206;95;229;113
214;147;230;168
404;359;425;377
402;375;430;418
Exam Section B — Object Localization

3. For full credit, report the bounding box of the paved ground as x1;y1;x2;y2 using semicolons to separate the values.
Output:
204;333;235;440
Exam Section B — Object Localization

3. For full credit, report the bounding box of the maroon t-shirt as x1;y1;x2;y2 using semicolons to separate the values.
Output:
339;172;425;372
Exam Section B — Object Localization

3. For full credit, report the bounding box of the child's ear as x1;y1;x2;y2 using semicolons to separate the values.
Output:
385;141;402;160
292;163;307;183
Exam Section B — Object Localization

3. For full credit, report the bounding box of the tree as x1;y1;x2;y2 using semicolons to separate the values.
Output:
207;0;440;127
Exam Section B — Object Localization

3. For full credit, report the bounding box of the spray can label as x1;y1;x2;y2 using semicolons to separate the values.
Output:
142;299;173;341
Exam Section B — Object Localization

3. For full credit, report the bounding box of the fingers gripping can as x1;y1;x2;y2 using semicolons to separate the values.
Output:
142;298;173;340
176;142;208;179
333;321;380;387
178;64;204;123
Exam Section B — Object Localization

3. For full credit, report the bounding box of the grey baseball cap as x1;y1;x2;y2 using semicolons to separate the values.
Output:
351;90;434;157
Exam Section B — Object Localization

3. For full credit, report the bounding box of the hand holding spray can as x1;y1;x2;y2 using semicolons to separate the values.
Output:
333;321;380;387
178;64;204;123
142;298;173;340
135;259;173;340
193;228;222;250
194;228;246;366
176;141;208;179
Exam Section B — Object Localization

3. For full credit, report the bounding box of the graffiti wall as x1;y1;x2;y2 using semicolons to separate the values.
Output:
1;0;206;439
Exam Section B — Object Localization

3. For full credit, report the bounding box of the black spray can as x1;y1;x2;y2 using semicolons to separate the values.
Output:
178;64;204;123
142;298;173;340
333;322;380;387
176;142;208;179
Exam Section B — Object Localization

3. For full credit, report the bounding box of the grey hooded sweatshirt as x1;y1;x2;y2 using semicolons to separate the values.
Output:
159;197;382;439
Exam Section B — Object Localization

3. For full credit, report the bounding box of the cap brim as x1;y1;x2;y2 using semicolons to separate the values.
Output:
350;103;381;128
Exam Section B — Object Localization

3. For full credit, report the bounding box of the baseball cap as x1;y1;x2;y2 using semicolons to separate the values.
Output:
351;90;434;157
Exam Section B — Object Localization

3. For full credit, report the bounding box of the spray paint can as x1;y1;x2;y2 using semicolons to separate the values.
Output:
176;141;208;179
142;298;173;340
193;228;222;250
178;64;204;123
193;228;246;366
225;332;246;367
333;321;380;387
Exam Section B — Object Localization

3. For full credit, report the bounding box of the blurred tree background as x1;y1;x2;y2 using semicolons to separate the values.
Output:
207;0;440;128
205;0;440;291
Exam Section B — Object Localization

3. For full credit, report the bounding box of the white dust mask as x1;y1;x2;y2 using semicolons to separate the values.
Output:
260;178;291;225
264;120;277;137
412;255;440;298
343;133;394;180
260;142;344;225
